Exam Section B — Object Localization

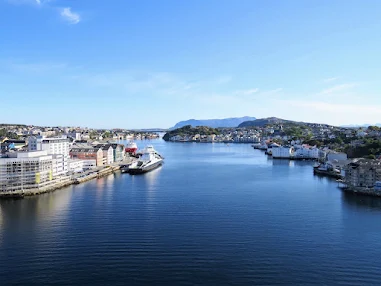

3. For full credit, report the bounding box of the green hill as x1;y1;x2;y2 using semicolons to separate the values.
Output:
163;125;220;141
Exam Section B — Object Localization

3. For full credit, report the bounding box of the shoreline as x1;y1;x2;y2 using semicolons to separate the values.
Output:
340;186;381;197
0;159;134;199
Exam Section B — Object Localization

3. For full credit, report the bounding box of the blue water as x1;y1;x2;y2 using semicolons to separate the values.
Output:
1;140;381;285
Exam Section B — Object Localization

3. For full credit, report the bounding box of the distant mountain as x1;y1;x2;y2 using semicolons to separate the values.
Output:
170;116;256;129
341;124;381;128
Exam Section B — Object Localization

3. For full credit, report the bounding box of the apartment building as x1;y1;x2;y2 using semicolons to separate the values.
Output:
344;159;381;188
0;151;53;192
28;135;70;175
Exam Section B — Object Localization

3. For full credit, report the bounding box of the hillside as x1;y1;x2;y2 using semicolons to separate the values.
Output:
238;117;334;128
163;125;220;141
238;117;294;127
171;116;256;129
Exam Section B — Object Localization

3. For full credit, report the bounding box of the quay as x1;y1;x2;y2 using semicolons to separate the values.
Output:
313;168;343;179
0;157;135;199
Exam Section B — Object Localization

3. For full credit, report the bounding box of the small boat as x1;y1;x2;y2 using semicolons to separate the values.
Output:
125;142;138;154
127;145;164;174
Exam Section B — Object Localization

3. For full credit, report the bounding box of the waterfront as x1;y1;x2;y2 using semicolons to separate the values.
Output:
1;139;381;285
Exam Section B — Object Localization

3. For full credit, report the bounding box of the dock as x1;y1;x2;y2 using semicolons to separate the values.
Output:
0;157;136;199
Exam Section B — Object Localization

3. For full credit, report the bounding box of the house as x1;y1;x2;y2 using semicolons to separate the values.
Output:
70;146;103;166
344;159;381;189
272;146;295;159
95;144;114;165
294;145;319;159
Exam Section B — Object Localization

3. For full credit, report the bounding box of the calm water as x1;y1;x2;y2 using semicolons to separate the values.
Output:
1;139;381;285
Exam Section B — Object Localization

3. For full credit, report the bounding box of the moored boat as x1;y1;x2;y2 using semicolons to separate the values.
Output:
125;142;138;154
127;145;164;174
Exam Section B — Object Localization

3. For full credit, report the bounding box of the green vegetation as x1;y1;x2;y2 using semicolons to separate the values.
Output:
0;129;19;139
344;138;381;159
163;125;220;141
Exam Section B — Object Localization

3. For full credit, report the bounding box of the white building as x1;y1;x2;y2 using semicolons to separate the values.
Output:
272;146;295;159
0;151;53;192
68;159;97;173
294;146;319;159
28;135;70;175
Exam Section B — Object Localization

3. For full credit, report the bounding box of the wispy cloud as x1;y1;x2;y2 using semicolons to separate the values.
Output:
323;77;340;83
61;7;81;24
283;100;380;115
320;83;356;95
234;88;259;96
262;88;283;94
7;0;49;5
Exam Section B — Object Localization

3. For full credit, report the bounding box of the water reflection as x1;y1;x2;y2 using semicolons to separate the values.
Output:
0;187;74;227
342;192;381;211
145;167;162;193
272;159;293;167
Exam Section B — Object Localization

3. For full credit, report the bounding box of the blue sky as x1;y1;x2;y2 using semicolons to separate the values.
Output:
1;0;380;128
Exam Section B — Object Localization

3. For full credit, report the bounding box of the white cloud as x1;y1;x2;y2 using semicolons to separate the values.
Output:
61;7;81;24
271;99;381;126
35;0;41;4
323;77;340;83
262;88;283;94
234;88;259;96
320;83;356;95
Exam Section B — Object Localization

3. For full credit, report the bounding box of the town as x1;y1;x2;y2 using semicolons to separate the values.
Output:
0;124;159;197
163;118;381;197
1;118;381;198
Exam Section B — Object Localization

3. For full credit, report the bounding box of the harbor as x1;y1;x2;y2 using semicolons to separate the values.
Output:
2;141;381;285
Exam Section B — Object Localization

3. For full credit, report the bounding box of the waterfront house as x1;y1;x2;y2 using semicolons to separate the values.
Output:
272;146;295;159
344;159;381;189
294;145;319;159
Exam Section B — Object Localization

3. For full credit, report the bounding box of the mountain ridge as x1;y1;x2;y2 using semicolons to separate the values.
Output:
170;116;256;129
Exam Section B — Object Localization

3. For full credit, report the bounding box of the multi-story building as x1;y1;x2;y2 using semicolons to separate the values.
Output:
28;135;70;175
0;151;53;192
95;144;114;165
111;144;125;162
344;159;381;188
68;159;97;173
70;146;104;166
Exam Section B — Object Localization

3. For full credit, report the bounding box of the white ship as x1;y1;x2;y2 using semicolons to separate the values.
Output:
127;145;164;174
